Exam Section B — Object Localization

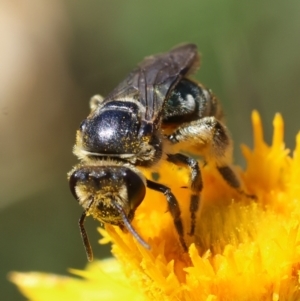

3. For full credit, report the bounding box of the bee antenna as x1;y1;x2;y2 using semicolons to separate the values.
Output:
78;199;94;262
113;202;151;250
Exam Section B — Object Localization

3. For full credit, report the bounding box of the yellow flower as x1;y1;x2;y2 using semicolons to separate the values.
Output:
10;111;300;301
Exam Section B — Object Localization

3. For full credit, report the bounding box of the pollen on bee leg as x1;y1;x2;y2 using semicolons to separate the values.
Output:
90;94;104;111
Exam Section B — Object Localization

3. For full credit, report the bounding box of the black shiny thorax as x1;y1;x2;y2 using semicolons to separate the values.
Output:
79;101;141;154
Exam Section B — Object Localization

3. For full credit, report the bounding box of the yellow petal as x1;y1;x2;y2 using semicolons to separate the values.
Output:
10;258;144;301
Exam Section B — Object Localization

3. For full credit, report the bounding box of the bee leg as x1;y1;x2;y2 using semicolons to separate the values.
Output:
167;116;256;200
89;94;104;111
146;179;188;251
166;153;203;236
217;165;256;199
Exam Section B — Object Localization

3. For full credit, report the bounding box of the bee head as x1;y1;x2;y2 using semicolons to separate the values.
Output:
68;164;146;225
68;164;150;261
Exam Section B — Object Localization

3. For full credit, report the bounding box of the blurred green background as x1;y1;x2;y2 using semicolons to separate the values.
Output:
1;0;300;299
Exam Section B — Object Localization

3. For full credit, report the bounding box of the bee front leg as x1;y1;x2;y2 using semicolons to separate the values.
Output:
146;179;188;251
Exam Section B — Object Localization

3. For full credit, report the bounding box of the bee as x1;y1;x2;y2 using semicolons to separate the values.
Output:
68;44;249;261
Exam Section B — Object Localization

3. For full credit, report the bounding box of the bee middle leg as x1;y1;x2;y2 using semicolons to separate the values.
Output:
166;153;203;236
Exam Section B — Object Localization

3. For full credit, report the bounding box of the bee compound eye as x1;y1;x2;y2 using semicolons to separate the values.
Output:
124;169;146;210
69;168;90;201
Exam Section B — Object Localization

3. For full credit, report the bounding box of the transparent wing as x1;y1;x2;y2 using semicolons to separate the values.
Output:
105;43;200;122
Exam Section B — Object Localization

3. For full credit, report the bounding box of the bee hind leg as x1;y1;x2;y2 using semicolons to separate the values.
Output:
217;165;256;199
167;117;256;211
